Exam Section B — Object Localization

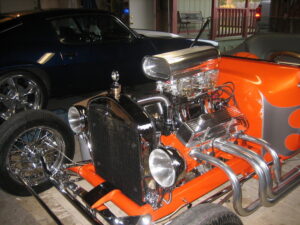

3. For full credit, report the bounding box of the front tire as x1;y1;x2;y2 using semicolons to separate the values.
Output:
0;110;74;196
171;203;243;225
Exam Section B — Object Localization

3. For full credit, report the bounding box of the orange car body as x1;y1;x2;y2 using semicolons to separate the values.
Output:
219;57;300;158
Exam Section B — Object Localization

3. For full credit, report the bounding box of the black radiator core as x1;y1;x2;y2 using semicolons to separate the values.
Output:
88;96;154;205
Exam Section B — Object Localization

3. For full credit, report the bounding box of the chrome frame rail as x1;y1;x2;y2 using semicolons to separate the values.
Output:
48;176;104;225
17;175;63;225
38;155;152;225
48;175;152;225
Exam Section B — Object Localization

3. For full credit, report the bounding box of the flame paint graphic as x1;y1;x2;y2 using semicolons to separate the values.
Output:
263;97;300;157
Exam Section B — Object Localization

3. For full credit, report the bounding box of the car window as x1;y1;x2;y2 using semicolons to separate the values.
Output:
94;15;133;43
51;17;87;44
73;14;133;43
50;14;133;44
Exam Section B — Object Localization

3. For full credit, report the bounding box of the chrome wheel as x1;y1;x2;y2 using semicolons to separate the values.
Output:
0;74;42;120
0;110;74;196
6;126;66;186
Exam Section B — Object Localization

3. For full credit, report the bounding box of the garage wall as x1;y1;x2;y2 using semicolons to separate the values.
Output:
178;0;212;18
41;0;80;9
129;0;154;30
0;0;82;13
0;0;38;13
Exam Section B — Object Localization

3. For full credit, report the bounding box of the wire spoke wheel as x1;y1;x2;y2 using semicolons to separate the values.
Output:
0;110;74;196
6;126;66;186
0;74;43;120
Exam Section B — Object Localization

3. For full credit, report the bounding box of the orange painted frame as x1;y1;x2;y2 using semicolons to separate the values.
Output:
69;157;251;221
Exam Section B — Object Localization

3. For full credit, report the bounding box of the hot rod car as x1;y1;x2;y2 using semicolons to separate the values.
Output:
0;46;299;225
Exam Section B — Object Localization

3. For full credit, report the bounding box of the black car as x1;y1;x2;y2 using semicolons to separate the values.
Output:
0;9;213;121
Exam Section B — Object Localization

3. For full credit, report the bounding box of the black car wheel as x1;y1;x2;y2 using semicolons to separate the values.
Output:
0;71;47;121
171;203;243;225
0;110;74;196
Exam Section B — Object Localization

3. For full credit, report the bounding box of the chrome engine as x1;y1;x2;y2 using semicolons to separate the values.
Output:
139;47;246;148
133;46;250;200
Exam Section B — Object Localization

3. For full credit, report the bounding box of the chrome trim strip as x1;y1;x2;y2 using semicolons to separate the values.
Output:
0;22;23;34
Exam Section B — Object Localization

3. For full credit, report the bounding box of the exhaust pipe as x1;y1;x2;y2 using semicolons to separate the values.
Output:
190;148;261;216
233;133;281;183
230;134;300;205
213;139;273;207
190;134;300;216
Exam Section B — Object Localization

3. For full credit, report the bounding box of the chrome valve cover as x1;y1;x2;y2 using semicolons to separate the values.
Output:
177;108;243;147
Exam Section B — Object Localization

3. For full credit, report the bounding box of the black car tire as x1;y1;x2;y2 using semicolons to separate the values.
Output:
171;203;243;225
0;70;48;121
0;110;75;196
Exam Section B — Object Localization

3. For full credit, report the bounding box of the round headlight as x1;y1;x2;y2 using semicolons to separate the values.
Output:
68;106;87;134
149;148;184;188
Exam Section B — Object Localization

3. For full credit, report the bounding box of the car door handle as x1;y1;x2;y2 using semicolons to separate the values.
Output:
62;52;76;59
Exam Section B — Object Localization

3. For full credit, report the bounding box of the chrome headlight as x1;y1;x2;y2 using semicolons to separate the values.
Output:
68;106;87;134
149;148;185;188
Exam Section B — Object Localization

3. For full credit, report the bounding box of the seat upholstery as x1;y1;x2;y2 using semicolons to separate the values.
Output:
227;33;300;60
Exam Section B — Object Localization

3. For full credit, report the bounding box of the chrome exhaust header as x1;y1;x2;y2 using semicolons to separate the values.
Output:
231;134;300;205
190;149;261;216
189;134;300;216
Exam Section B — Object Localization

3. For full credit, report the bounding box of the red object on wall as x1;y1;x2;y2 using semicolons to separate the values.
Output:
255;4;262;21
